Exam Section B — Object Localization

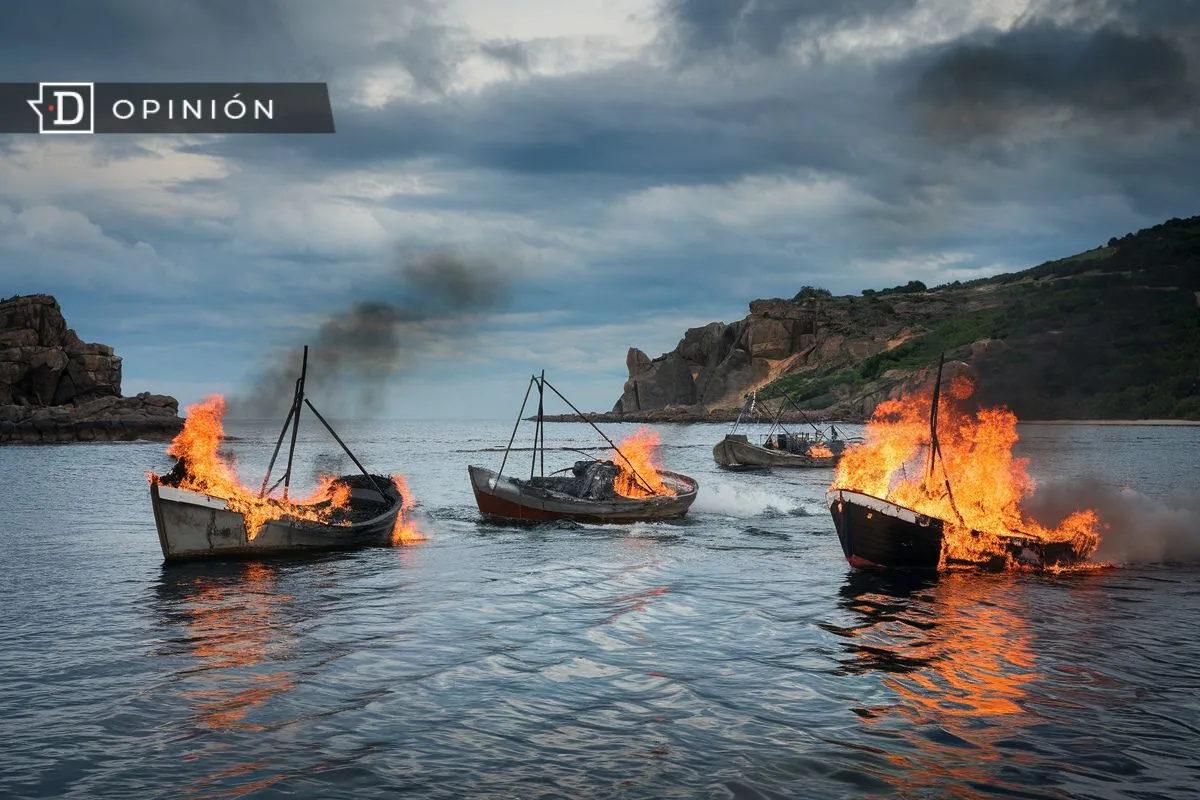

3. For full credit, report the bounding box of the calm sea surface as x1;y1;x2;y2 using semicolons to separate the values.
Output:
1;419;1198;799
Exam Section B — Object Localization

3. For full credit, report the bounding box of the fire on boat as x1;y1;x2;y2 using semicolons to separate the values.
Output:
469;371;699;524
147;346;422;563
826;355;1102;572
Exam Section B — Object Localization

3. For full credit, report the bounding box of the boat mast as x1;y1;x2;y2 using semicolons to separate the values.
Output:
927;352;944;482
259;345;386;497
281;345;309;500
531;370;546;479
926;352;965;524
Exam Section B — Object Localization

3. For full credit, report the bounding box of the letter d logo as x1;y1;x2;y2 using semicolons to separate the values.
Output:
27;82;95;134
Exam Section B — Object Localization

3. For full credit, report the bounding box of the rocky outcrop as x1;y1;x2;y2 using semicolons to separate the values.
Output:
610;290;916;418
0;294;184;444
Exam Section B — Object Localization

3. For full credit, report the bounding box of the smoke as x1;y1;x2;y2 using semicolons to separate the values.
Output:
229;249;510;419
1025;479;1200;565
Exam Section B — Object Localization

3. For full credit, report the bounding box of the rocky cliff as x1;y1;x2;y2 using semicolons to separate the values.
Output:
0;294;184;443
607;215;1200;422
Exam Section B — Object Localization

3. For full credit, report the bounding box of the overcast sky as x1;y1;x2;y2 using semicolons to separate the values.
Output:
2;0;1197;418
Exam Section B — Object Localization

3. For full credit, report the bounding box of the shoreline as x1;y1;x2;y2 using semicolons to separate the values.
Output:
1018;419;1200;426
535;412;1200;427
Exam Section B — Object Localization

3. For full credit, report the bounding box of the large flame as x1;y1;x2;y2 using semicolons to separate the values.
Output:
149;395;360;541
831;375;1101;569
610;427;676;499
389;474;425;545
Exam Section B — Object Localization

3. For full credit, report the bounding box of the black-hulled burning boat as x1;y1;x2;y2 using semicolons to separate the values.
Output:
826;488;1093;571
825;355;1101;572
469;372;698;524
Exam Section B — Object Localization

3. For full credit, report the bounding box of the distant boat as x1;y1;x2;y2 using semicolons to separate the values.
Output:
149;346;415;562
469;372;699;524
712;391;856;470
826;354;1095;571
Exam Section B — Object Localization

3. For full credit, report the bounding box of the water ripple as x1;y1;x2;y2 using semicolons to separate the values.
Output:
1;421;1198;798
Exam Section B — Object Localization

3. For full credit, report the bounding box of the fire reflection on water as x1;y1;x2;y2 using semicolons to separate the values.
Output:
179;563;297;732
155;562;300;798
824;571;1055;799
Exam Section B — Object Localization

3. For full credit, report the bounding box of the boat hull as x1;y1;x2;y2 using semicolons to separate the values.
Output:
713;434;840;470
150;480;400;563
827;489;945;569
827;488;1092;571
469;464;698;524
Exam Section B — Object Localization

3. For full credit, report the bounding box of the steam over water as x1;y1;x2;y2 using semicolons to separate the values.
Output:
1;421;1198;798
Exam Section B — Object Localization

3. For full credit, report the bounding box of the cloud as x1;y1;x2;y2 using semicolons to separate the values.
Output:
902;0;1200;142
0;0;1198;417
658;0;919;58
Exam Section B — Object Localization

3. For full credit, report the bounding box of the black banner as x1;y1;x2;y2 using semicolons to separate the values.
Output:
0;82;335;134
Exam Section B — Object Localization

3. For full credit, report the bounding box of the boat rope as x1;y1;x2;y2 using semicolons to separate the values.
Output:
497;374;537;483
542;378;659;496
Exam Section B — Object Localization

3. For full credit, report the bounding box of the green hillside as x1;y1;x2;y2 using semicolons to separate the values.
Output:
761;216;1200;420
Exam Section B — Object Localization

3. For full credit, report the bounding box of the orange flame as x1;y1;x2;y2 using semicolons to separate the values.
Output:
831;375;1102;569
148;395;356;540
610;427;676;499
389;474;425;545
806;443;835;459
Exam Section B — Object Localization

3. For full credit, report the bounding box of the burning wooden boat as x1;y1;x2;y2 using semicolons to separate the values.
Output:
713;392;855;470
826;355;1101;572
148;347;421;563
469;372;699;524
826;488;1093;571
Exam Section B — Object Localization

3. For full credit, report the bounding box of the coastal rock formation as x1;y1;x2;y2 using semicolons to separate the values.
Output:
0;294;184;443
608;214;1200;422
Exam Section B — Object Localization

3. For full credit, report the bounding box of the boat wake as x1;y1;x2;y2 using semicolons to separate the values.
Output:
693;480;811;519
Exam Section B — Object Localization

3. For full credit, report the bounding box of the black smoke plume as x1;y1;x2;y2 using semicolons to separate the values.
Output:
229;250;510;419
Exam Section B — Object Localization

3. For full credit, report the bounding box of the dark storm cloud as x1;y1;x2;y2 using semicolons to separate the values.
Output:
229;250;511;419
905;1;1200;141
177;59;883;190
659;0;917;57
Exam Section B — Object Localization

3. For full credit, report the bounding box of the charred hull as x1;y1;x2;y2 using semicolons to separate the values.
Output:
150;473;404;563
469;462;698;524
827;489;1091;571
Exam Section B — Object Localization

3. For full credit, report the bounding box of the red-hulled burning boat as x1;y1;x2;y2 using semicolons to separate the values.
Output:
469;372;698;524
